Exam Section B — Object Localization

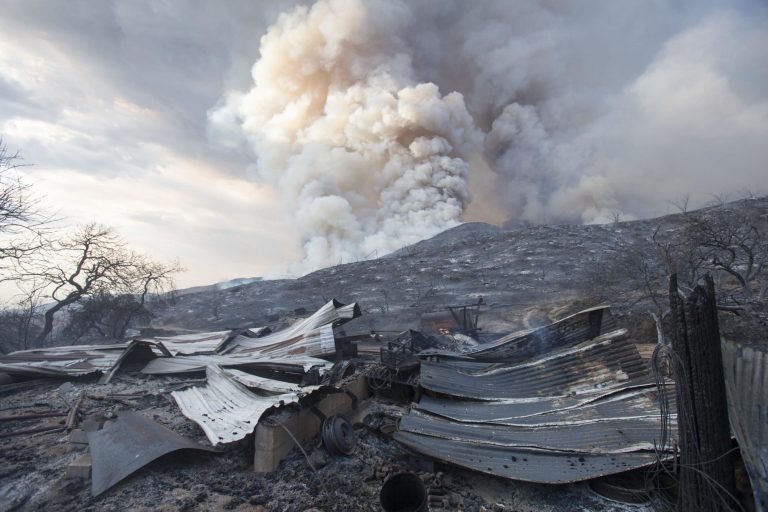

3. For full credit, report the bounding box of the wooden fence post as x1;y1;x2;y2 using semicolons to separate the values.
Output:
668;273;735;511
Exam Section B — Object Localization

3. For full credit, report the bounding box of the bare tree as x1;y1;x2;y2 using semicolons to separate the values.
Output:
0;289;44;353
0;138;49;278
62;292;154;341
19;224;181;344
684;204;768;304
670;194;691;214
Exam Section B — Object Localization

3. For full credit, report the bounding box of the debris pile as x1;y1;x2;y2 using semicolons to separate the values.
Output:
0;298;763;511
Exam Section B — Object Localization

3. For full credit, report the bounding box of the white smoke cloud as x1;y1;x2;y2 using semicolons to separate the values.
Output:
210;0;768;272
209;0;481;271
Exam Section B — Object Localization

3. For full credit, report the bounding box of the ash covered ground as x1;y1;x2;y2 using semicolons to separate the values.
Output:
1;372;654;512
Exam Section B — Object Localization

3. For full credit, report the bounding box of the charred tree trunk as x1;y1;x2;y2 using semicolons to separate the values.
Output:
668;274;736;511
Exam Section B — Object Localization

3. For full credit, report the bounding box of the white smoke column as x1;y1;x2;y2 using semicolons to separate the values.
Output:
209;0;481;271
438;1;768;224
212;0;768;265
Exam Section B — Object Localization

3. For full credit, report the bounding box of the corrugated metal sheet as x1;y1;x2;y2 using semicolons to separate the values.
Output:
147;331;234;356
223;368;318;394
722;339;768;512
0;300;358;382
400;409;667;453
420;333;648;400
141;353;332;375
394;431;662;484
225;325;336;358
396;311;670;485
221;300;360;357
396;380;673;484
463;305;615;362
0;342;166;378
417;383;673;426
172;365;310;445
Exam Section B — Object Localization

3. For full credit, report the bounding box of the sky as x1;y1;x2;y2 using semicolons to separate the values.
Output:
0;1;305;293
1;0;767;297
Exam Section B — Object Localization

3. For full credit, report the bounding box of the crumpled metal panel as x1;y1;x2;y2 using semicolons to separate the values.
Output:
722;339;768;512
88;410;217;496
141;353;332;375
225;325;336;358
463;305;615;362
400;409;667;453
420;333;648;400
223;368;318;394
99;340;171;384
221;300;360;357
0;344;127;377
394;430;662;484
417;383;672;426
171;365;311;445
0;342;166;378
148;331;234;356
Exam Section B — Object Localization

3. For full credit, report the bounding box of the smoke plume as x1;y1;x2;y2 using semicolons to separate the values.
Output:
209;0;768;272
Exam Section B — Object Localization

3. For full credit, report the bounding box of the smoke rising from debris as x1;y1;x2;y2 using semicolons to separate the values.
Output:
209;0;768;272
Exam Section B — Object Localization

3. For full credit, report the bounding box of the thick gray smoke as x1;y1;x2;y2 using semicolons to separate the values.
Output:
209;0;768;272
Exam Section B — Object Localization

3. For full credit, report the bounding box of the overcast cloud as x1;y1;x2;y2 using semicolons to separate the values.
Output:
0;0;304;293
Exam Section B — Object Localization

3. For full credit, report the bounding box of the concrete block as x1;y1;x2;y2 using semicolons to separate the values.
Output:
253;375;369;474
66;453;92;479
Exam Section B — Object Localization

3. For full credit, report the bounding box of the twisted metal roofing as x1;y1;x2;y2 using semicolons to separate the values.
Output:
420;333;648;400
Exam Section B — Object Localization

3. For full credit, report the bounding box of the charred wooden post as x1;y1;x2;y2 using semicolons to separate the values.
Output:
668;274;736;511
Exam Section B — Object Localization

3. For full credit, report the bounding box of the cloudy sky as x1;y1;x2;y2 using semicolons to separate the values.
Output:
0;1;305;291
1;0;767;294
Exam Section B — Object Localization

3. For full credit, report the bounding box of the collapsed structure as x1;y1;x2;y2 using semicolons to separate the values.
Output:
0;299;763;510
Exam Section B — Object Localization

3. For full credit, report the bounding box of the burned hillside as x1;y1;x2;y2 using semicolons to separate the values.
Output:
153;197;768;341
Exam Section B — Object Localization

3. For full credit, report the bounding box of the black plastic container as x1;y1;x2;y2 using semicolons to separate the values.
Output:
379;472;428;512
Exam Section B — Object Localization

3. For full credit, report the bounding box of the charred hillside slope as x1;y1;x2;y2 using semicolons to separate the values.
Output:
152;197;768;340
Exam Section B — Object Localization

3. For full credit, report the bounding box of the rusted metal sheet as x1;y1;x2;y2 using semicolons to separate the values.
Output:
88;410;217;496
420;333;648;400
171;365;315;445
463;305;615;362
394;430;662;484
722;339;768;512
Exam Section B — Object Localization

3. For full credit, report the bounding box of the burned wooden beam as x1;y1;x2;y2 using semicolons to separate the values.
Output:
668;274;737;512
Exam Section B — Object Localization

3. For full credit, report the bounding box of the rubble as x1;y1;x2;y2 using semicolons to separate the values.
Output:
0;297;761;511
